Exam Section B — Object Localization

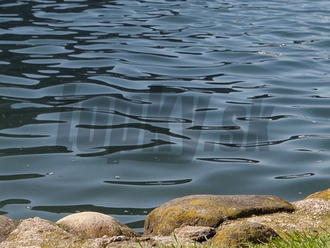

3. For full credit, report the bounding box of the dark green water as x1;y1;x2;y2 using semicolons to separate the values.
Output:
0;0;330;231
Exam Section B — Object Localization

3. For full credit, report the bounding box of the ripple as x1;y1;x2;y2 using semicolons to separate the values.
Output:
0;26;75;35
0;173;44;181
104;179;191;186
0;74;39;86
188;125;240;130
10;45;72;55
197;158;259;163
0;133;48;138
274;173;315;180
1;0;330;224
105;111;191;123
32;204;153;216
0;199;31;208
77;139;174;157
195;108;218;112
22;59;67;65
237;115;295;121
0;146;71;157
210;134;330;148
77;123;189;140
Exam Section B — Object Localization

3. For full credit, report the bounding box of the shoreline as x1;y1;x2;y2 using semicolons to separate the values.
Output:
0;188;329;247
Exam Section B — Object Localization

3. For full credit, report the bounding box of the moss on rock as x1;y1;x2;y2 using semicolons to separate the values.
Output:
306;188;330;200
1;189;329;248
211;221;278;248
144;194;294;236
236;197;330;235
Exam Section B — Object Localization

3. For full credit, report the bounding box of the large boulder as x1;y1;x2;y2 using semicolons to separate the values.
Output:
57;211;138;239
211;221;278;248
0;217;97;248
144;194;294;235
0;216;16;242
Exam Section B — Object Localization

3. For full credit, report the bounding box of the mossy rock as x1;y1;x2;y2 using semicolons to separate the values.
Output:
237;197;330;235
0;217;95;248
57;211;138;239
211;221;278;248
306;188;330;200
144;194;294;235
0;216;16;242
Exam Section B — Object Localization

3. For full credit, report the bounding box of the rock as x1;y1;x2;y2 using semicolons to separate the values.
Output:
0;217;96;248
144;194;294;235
211;221;279;248
0;216;16;242
238;197;330;234
57;211;138;239
306;188;330;200
173;225;215;242
149;236;201;248
86;236;201;248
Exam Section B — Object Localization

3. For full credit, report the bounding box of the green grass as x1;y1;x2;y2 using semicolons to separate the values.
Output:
246;231;330;248
143;231;330;248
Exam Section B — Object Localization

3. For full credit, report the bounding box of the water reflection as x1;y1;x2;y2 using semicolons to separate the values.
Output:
104;179;191;186
0;0;329;227
32;204;153;216
274;173;315;180
0;174;44;181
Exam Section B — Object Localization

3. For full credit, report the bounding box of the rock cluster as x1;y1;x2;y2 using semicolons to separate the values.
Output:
0;188;329;248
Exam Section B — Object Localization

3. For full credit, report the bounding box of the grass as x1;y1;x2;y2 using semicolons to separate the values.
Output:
246;231;330;248
141;231;330;248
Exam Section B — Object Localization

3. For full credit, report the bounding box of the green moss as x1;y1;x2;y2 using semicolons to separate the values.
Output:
306;189;330;200
211;221;278;248
145;195;294;236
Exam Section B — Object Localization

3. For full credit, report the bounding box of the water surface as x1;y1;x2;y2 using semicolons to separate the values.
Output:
0;0;330;231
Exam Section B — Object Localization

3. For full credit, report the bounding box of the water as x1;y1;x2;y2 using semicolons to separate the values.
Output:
0;0;330;231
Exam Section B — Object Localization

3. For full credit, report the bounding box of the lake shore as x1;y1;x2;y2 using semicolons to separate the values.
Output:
0;188;329;248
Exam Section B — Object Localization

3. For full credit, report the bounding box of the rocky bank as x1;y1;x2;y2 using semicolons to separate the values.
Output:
0;188;329;248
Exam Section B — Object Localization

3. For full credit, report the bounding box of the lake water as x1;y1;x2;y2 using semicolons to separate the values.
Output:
0;0;330;231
